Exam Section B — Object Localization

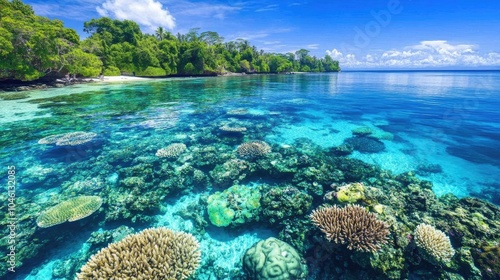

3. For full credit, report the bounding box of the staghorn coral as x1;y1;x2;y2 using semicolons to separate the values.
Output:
242;237;308;280
36;196;102;228
38;131;97;146
156;143;187;159
77;227;201;280
414;223;455;263
310;204;390;252
237;140;271;159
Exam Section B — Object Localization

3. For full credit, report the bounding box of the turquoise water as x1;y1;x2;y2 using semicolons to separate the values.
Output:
1;71;499;279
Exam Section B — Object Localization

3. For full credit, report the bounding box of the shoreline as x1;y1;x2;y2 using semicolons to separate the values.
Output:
0;75;163;93
0;71;336;93
0;73;255;93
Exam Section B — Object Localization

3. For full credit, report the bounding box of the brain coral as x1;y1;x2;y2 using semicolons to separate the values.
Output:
414;223;455;263
38;131;97;146
310;204;390;252
156;143;187;158
242;237;308;280
77;227;201;280
36;196;102;228
237;140;271;159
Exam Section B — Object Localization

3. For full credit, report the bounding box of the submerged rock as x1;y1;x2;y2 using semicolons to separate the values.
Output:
344;136;385;153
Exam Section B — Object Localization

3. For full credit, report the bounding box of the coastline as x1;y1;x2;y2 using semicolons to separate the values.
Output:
0;76;157;93
1;73;262;93
99;76;155;82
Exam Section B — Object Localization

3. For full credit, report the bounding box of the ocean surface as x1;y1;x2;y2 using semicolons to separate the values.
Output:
1;71;499;279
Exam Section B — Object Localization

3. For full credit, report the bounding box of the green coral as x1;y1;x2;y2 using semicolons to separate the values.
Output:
207;184;261;227
242;237;307;280
207;198;235;227
36;196;102;228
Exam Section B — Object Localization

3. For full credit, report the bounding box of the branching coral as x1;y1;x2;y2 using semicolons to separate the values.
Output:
77;227;201;280
310;204;390;252
38;131;97;146
414;223;455;263
156;143;187;158
237;140;271;159
220;125;247;133
36;196;102;228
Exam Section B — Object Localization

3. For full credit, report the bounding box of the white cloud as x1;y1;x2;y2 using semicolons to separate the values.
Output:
256;4;279;12
327;40;500;69
96;0;175;30
306;44;319;50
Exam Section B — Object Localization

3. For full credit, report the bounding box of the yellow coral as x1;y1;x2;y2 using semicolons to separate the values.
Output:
77;227;201;280
36;196;102;228
336;182;365;203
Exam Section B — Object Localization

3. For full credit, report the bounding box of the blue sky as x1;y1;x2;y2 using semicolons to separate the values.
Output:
23;0;500;69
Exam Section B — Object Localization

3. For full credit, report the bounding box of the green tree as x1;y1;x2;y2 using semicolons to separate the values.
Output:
63;48;103;77
0;0;80;80
322;55;340;72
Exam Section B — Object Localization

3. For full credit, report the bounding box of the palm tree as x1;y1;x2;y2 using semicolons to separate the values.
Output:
155;26;165;41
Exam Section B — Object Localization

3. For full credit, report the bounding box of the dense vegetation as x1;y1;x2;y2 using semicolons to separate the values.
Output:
0;0;340;81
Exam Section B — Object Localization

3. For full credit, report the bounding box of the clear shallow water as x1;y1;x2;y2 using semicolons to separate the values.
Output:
1;71;500;279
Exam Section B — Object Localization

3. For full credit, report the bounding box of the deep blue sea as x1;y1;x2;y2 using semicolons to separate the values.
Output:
1;71;499;279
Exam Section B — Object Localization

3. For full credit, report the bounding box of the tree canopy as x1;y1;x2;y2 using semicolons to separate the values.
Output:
0;0;340;81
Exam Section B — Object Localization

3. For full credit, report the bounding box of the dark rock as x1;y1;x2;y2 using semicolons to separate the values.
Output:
416;163;443;175
344;136;385;153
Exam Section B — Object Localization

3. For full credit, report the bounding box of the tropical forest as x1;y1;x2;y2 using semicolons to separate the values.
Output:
0;0;340;82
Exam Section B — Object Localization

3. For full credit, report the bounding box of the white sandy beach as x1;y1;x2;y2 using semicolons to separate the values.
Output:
99;75;154;82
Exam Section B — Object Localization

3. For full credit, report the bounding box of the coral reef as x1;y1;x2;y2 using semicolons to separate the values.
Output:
414;223;455;264
416;163;443;175
155;143;187;158
2;88;500;280
77;227;201;279
207;184;261;227
38;131;97;146
36;196;102;228
227;108;250;116
472;245;500;280
210;159;250;187
219;124;247;133
261;186;312;224
352;126;373;136
237;140;271;159
310;204;390;252
242;237;308;280
334;182;366;203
